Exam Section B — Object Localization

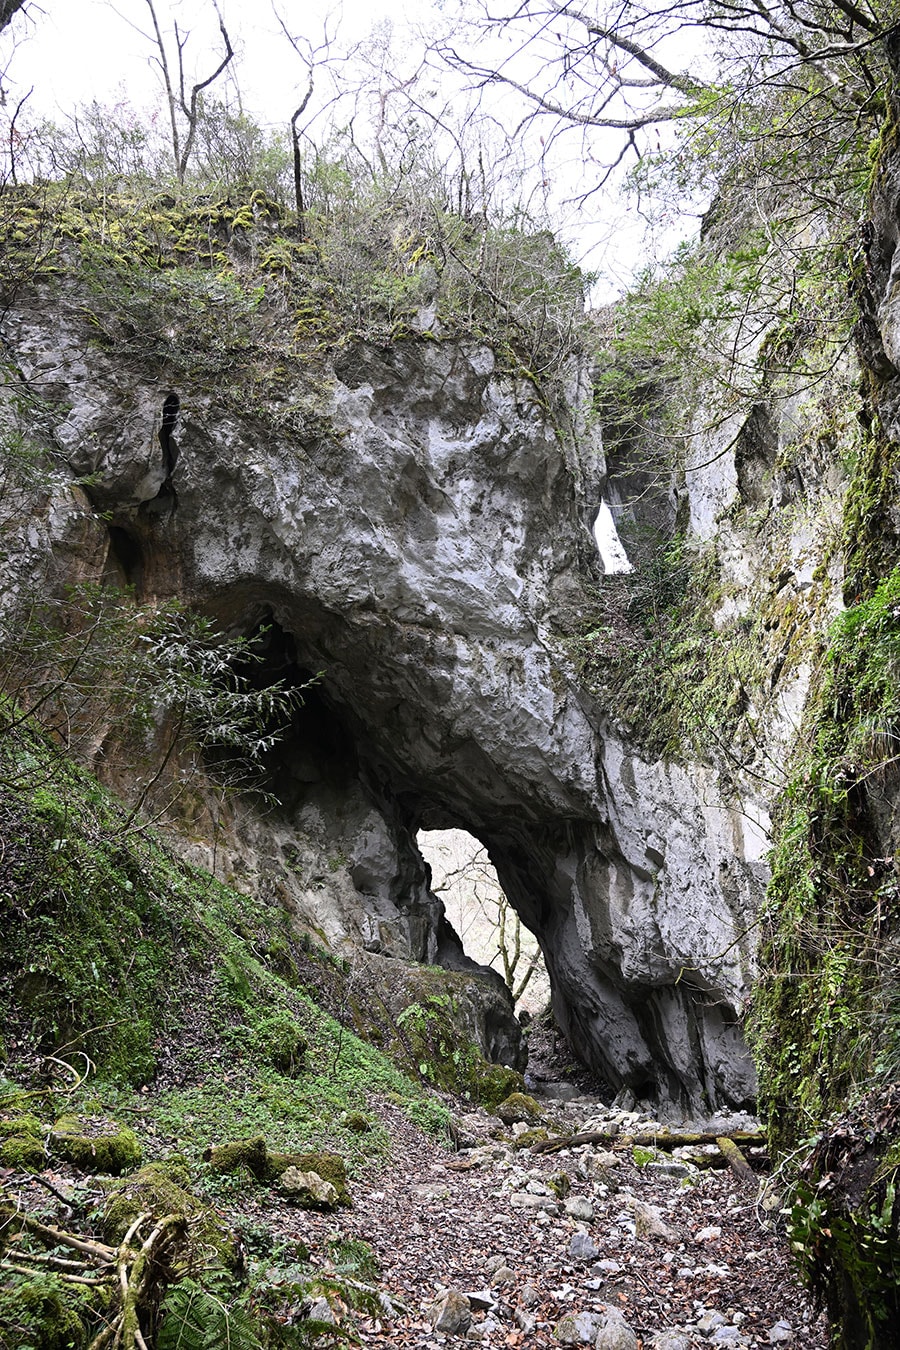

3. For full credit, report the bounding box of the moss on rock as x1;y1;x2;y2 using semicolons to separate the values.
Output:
495;1092;543;1125
255;1011;308;1077
268;1150;350;1205
102;1161;240;1271
204;1136;351;1204
786;1084;900;1350
0;1274;89;1350
0;1131;45;1170
0;1113;43;1138
469;1063;525;1111
204;1134;270;1179
513;1127;550;1150
279;1166;340;1209
50;1114;140;1175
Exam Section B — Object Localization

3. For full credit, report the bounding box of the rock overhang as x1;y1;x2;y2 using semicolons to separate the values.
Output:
3;295;765;1112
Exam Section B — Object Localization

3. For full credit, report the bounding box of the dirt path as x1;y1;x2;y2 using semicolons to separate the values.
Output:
247;1095;828;1349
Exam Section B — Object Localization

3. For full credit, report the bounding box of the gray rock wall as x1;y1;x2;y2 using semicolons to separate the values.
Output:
1;293;817;1111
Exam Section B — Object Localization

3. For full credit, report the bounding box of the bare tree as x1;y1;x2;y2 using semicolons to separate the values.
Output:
271;4;363;233
421;829;548;1008
437;0;888;195
139;0;235;183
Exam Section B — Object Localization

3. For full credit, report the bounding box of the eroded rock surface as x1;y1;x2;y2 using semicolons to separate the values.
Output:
3;301;779;1108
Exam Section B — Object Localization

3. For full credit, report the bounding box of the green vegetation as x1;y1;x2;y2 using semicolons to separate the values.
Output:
0;711;471;1347
751;564;900;1151
394;987;524;1106
50;1113;141;1174
570;534;807;769
0;162;587;432
748;542;900;1343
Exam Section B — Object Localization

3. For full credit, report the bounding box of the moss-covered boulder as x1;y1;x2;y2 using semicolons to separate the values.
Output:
470;1063;526;1110
273;1150;349;1205
495;1092;543;1126
0;1273;89;1350
204;1136;351;1204
0;1112;43;1138
102;1161;240;1271
0;1113;45;1170
50;1114;140;1175
1;1131;45;1170
513;1127;550;1150
204;1134;270;1179
279;1166;339;1209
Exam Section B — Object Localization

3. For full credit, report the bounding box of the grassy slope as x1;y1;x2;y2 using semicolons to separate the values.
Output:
0;718;451;1158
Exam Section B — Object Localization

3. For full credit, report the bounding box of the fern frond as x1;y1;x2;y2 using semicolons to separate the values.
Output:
158;1279;262;1350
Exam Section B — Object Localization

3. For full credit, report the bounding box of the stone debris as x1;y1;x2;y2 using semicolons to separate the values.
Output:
709;1327;744;1345
555;1309;603;1343
568;1230;601;1263
565;1195;595;1221
594;1305;639;1350
270;1096;826;1349
628;1197;682;1243
649;1333;691;1350
697;1310;728;1333
306;1295;336;1324
489;1264;516;1288
278;1167;339;1209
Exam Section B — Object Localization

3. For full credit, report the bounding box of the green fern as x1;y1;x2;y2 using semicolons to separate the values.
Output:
157;1280;262;1350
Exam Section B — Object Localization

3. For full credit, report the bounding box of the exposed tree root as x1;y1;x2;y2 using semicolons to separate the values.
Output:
1;1193;187;1348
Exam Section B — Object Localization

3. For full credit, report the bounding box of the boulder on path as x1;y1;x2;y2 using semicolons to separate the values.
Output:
595;1305;639;1350
569;1230;600;1263
496;1092;543;1125
555;1310;602;1343
628;1197;681;1242
279;1167;339;1209
648;1332;691;1350
428;1288;472;1334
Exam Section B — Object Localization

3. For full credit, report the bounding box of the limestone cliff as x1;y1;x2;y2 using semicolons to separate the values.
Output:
0;184;853;1116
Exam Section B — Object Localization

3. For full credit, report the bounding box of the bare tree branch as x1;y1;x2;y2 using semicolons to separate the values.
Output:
142;0;234;184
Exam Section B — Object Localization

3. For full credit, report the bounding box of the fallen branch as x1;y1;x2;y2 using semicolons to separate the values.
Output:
0;1204;117;1262
716;1134;758;1185
0;1258;108;1286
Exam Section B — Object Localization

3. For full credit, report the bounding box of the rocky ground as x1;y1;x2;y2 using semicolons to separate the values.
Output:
232;1089;828;1350
0;1024;827;1349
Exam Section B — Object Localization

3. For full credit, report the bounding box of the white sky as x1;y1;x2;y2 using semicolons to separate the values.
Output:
3;1;428;128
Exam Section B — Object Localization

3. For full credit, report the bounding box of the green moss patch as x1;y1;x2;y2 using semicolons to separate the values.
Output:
50;1114;141;1175
787;1084;900;1350
204;1135;350;1204
513;1127;550;1150
495;1092;543;1125
0;1132;45;1170
102;1161;239;1270
0;1272;93;1350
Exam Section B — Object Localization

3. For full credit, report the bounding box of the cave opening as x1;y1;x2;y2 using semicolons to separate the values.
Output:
417;826;549;1015
231;614;359;812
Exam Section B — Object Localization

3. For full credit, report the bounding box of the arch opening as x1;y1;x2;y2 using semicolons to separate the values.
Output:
417;826;549;1016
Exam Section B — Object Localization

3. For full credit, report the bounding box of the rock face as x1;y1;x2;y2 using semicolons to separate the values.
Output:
2;279;789;1109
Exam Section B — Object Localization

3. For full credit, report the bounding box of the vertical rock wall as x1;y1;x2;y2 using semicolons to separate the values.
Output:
0;278;823;1112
